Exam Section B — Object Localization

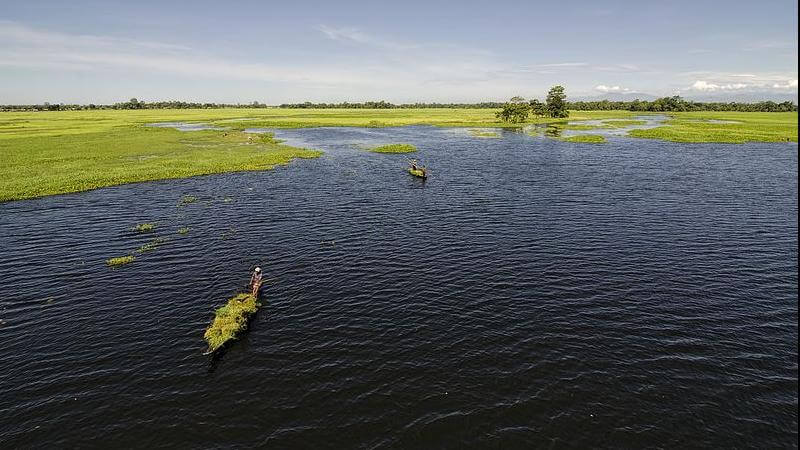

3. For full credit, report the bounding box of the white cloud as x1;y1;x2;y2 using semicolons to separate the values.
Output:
772;79;798;89
595;85;630;93
690;81;749;91
538;62;589;68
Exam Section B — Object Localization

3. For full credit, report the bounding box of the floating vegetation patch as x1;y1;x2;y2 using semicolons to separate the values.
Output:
136;237;165;253
602;119;647;127
179;195;197;206
221;227;237;240
223;197;233;203
132;223;156;233
469;129;501;138
204;293;260;353
178;227;190;235
369;143;417;153
561;134;607;144
561;123;609;131
106;255;135;267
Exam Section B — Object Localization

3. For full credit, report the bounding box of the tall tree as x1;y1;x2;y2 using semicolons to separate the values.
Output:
529;99;547;118
496;96;531;123
545;85;569;118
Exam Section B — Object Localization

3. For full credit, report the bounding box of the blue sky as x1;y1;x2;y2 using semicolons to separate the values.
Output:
0;0;797;103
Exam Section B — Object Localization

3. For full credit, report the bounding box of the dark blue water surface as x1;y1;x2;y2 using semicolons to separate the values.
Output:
1;127;797;448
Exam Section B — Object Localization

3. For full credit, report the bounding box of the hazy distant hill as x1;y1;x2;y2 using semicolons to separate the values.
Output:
573;91;797;103
572;93;659;102
683;92;798;103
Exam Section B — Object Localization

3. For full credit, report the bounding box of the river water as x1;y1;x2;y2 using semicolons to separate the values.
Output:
0;126;797;448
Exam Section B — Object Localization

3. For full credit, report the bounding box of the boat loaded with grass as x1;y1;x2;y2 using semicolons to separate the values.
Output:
408;158;428;179
203;270;264;354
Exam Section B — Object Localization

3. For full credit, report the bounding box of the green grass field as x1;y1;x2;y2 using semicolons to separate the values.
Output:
629;111;797;143
0;108;796;202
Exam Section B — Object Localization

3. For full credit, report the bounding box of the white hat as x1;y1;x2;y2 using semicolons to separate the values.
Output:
255;267;261;272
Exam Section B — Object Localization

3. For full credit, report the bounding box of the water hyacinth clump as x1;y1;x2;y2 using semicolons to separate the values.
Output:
204;293;260;353
136;237;165;253
132;223;156;233
179;195;197;205
369;143;417;153
106;255;135;267
561;134;607;144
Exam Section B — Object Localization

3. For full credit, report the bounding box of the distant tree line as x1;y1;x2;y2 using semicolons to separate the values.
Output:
0;98;273;112
1;95;796;112
568;96;797;112
277;101;507;109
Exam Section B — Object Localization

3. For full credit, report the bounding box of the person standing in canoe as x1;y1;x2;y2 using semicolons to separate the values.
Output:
250;267;263;296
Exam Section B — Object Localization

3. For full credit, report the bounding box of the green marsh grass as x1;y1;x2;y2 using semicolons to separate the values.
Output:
106;255;135;267
204;293;260;353
369;143;417;153
561;134;607;143
1;109;795;201
628;112;797;143
602;119;647;127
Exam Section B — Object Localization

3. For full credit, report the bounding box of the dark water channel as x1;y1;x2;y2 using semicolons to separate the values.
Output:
0;126;797;448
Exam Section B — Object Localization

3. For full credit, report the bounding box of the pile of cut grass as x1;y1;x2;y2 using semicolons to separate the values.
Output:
204;293;260;353
106;255;135;267
561;134;607;144
369;143;417;153
132;223;156;233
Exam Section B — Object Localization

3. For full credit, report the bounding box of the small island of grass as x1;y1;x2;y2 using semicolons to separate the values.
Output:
369;143;417;153
561;134;607;144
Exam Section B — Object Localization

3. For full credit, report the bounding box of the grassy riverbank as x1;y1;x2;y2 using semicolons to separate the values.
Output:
628;112;797;143
0;108;795;202
0;122;321;202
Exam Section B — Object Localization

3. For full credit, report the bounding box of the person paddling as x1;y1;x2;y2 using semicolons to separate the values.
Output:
250;267;263;296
